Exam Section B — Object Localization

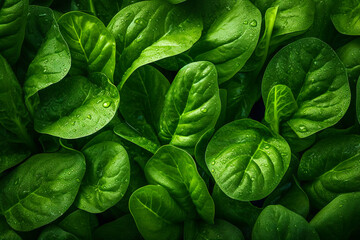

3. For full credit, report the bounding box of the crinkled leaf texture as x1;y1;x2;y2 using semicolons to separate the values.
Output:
158;61;221;153
76;141;130;213
252;205;320;240
0;0;28;65
262;37;350;138
129;185;186;240
107;0;203;88
58;11;116;81
0;151;86;231
145;145;215;223
205;119;291;201
34;73;120;139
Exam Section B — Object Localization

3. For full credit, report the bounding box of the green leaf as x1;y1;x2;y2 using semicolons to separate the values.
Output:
263;176;309;218
114;122;160;154
205;119;291;201
158;61;221;153
187;219;245;240
34;73;120;139
129;185;186;240
212;184;261;231
279;123;316;153
73;0;122;25
107;0;203;88
242;6;278;73
331;0;360;36
222;72;260;121
144;145;215;223
190;0;261;84
38;225;79;240
265;84;298;134
253;0;315;47
0;217;22;240
262;37;350;138
194;128;215;176
58;11;116;81
76;141;130;213
0;0;28;65
24;6;71;115
252;205;319;240
0;55;35;151
297;135;360;208
119;65;169;134
310;192;360;240
58;210;98;239
0;151;86;231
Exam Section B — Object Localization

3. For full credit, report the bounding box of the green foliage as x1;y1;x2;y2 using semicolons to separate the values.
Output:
0;0;359;239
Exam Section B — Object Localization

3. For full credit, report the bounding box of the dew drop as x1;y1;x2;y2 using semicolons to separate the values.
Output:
264;144;270;149
87;114;92;119
200;107;208;113
76;178;80;183
72;121;76;125
243;20;248;25
134;18;146;25
250;20;257;27
211;161;215;165
298;125;307;132
211;169;215;173
103;102;111;108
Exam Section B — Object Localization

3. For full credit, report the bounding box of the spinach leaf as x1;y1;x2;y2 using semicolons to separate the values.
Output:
252;205;320;240
159;61;221;153
0;151;86;231
331;0;360;36
310;192;360;240
262;37;350;138
129;185;186;240
75;141;130;213
0;55;35;151
205;119;291;201
0;217;22;240
107;0;202;88
24;6;71;115
58;11;116;81
144;145;215;223
0;0;28;65
253;0;315;47
34;73;119;139
191;0;261;84
72;0;122;25
38;225;79;240
58;210;98;239
297;135;360;208
264;84;298;134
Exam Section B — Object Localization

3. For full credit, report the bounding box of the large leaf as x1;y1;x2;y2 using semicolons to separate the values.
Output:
253;0;315;46
252;205;319;240
0;151;86;231
0;55;35;150
158;61;221;153
331;0;360;36
119;65;169;134
75;141;130;213
297;135;360;208
0;0;28;65
58;210;98;239
0;217;22;240
24;6;71;115
34;73;119;139
58;11;116;80
205;119;291;201
144;145;215;223
190;0;261;84
129;185;186;240
107;0;202;88
262;37;350;138
310;192;360;240
38;225;79;240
